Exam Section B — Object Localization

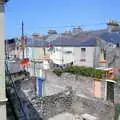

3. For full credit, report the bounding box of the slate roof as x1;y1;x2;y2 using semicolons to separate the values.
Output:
51;38;97;46
100;32;120;44
26;38;48;47
26;29;120;47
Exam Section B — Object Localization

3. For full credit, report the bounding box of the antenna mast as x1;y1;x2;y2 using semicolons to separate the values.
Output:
21;21;25;59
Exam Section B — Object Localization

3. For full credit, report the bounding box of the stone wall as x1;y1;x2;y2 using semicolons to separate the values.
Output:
114;82;120;104
49;72;120;103
106;47;120;76
7;81;42;120
7;74;117;120
32;87;73;120
47;71;95;97
71;95;114;120
8;78;115;120
47;72;106;98
7;79;73;120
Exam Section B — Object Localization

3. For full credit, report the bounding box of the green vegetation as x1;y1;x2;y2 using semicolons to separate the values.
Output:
113;77;120;82
53;68;63;76
53;66;106;79
115;104;120;120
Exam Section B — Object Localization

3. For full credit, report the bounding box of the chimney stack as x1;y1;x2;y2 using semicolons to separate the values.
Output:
72;26;82;33
48;30;57;35
107;20;119;32
32;33;46;39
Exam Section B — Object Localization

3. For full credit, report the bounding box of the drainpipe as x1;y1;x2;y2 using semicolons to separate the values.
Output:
93;47;96;68
42;43;46;96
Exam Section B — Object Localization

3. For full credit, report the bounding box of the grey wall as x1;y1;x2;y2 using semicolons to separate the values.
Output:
7;79;115;120
114;82;120;104
47;72;120;103
71;95;114;120
33;87;73;120
73;47;96;67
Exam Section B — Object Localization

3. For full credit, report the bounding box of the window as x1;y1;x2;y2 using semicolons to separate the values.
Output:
55;48;60;52
80;48;86;61
65;51;72;54
81;48;86;52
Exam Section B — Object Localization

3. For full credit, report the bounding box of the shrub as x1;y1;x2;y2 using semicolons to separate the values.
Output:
113;77;120;81
53;68;63;76
53;65;106;79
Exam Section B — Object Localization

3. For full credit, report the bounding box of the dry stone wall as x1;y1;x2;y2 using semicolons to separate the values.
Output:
71;95;114;120
7;74;116;120
49;72;120;103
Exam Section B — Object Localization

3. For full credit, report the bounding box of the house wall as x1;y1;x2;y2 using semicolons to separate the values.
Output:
26;47;49;60
50;47;73;65
25;47;50;76
26;46;100;68
73;47;97;67
6;43;16;57
94;46;101;68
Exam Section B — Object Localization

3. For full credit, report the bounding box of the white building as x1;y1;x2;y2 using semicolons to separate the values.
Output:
49;39;100;68
25;37;105;68
73;46;99;67
50;47;74;65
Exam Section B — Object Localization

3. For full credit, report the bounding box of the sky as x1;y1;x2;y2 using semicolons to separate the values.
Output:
5;0;120;38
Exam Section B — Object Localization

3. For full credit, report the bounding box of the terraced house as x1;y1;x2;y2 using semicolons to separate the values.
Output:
26;21;120;70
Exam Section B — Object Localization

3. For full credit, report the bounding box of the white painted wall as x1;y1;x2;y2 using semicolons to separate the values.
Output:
26;47;49;60
50;47;74;65
0;4;7;120
73;47;97;67
26;46;100;68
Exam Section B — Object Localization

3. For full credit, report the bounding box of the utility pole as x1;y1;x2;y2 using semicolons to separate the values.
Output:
42;45;46;96
21;21;25;59
0;1;8;120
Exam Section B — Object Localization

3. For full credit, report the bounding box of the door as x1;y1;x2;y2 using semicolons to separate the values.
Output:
93;80;101;98
107;81;114;103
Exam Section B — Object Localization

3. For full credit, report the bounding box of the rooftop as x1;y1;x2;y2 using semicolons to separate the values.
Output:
26;28;120;47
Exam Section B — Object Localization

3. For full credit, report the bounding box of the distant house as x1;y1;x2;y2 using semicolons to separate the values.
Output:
73;39;98;67
5;38;16;59
26;39;49;60
26;34;101;68
48;38;99;68
5;38;23;73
